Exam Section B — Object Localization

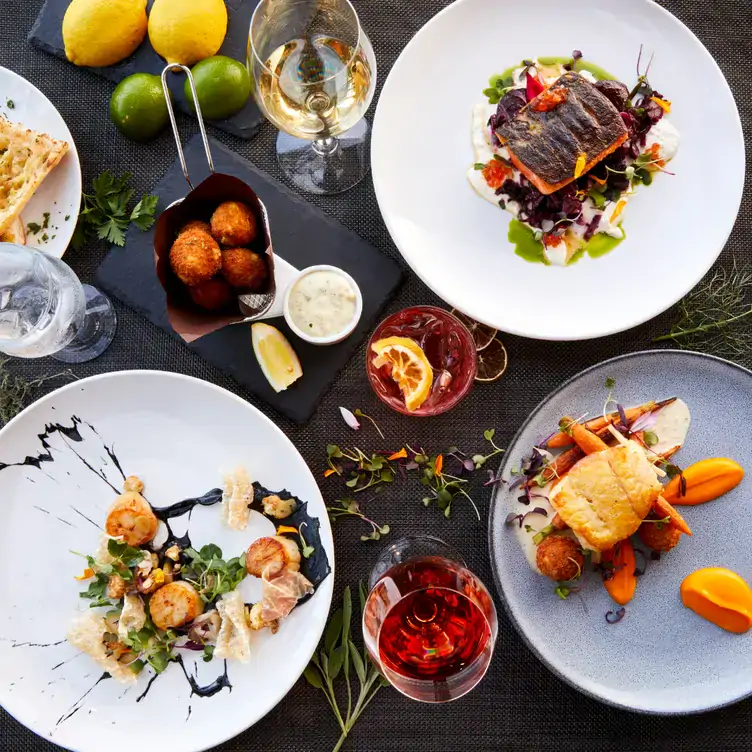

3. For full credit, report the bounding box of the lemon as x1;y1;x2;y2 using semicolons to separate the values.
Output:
110;74;170;142
148;0;228;67
63;0;148;68
371;337;433;412
252;323;303;393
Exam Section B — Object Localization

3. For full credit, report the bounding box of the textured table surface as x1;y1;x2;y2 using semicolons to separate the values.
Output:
2;0;751;750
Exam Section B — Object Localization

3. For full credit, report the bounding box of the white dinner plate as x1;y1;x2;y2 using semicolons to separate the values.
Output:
0;67;81;258
372;0;744;340
0;371;334;752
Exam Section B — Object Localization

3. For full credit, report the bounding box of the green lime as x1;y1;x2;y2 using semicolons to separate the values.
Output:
184;56;251;121
110;73;170;142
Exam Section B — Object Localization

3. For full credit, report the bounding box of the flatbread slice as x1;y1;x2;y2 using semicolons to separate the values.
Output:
0;117;69;236
0;215;25;244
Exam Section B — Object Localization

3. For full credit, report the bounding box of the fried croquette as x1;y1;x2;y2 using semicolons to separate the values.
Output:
169;231;222;286
222;247;268;291
638;518;682;552
536;534;584;581
210;201;258;247
179;219;212;237
189;276;236;311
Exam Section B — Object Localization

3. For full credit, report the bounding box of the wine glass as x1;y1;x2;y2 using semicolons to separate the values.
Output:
249;0;377;195
362;535;498;703
0;244;117;363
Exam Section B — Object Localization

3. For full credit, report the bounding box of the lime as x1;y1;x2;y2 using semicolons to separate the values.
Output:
184;56;251;120
110;73;170;142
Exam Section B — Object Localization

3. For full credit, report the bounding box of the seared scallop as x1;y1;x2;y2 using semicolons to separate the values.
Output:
105;491;159;547
245;535;301;578
149;581;204;631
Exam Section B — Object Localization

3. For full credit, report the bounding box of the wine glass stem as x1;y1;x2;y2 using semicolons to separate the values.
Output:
312;137;339;156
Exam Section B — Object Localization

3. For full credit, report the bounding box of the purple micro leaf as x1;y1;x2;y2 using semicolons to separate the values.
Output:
617;403;629;431
405;460;419;471
605;607;626;624
339;407;361;431
629;409;660;433
463;459;476;472
505;513;523;526
517;493;531;506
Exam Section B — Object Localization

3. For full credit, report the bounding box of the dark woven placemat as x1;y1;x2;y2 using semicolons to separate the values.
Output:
1;0;751;750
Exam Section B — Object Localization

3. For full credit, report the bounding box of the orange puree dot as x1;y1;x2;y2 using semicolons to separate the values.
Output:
680;567;752;634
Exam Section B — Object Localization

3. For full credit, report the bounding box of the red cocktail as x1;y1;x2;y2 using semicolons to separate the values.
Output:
366;306;477;416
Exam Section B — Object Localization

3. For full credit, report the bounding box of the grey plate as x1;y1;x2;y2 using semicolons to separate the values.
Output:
489;350;752;714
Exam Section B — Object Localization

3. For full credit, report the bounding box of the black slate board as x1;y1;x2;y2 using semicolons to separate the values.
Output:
29;0;264;139
95;135;404;424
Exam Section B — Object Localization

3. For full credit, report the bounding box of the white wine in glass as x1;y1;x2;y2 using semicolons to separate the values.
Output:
249;0;376;194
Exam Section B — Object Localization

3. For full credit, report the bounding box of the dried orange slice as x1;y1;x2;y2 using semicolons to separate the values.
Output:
371;336;433;412
475;338;508;382
451;309;497;351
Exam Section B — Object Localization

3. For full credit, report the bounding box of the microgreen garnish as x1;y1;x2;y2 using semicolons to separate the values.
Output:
326;498;390;542
642;516;671;529
471;429;505;469
642;430;659;447
202;644;215;663
73;540;144;607
353;409;385;440
298;522;315;559
122;619;179;674
474;162;486;170
304;584;390;752
6;99;14;109
325;446;395;492
413;449;480;520
72;171;158;250
181;544;247;605
532;524;554;545
554;584;570;600
629;44;654;101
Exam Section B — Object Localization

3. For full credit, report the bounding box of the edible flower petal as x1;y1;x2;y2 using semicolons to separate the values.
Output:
388;448;408;461
650;96;671;113
75;568;95;581
339;407;361;431
574;152;587;179
525;71;545;101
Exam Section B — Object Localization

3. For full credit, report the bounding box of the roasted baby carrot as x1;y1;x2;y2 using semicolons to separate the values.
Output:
653;496;692;536
570;423;609;455
601;539;637;605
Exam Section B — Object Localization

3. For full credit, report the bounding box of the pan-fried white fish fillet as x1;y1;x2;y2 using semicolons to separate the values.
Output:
549;442;662;551
0;117;69;236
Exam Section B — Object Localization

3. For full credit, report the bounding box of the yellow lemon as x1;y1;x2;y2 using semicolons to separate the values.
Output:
251;323;303;393
371;336;433;412
148;0;228;66
63;0;148;68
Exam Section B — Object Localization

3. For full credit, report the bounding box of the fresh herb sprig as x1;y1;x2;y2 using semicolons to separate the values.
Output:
325;445;396;493
304;584;390;752
0;359;76;426
654;262;752;367
181;544;247;605
412;449;480;520
122;618;180;674
75;538;146;607
72;171;158;250
327;498;390;542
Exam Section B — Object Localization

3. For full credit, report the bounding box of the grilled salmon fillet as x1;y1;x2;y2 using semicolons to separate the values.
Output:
549;442;662;551
495;72;628;195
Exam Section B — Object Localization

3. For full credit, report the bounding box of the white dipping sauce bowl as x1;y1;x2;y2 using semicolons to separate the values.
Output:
282;265;363;346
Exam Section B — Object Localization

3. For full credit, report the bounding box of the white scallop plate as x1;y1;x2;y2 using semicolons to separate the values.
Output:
371;0;744;340
0;371;334;752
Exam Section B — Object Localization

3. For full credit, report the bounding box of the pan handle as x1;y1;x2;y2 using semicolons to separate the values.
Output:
161;63;215;190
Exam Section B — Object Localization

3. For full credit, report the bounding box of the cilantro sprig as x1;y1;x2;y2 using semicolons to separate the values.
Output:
72;171;158;250
180;544;247;605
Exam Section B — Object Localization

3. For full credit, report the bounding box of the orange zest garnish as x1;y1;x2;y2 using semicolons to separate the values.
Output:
276;525;298;535
324;468;337;478
75;568;95;581
574;152;587;179
482;159;512;190
650;96;671;113
435;454;444;476
611;199;627;223
388;448;408;461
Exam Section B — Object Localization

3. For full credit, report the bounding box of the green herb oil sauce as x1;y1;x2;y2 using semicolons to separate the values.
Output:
508;220;625;265
490;57;616;88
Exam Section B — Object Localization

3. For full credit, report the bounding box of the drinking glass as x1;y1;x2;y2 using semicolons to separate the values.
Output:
249;0;377;194
0;244;116;363
363;535;498;702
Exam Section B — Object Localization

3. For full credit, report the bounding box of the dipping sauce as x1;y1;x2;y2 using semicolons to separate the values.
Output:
287;270;358;339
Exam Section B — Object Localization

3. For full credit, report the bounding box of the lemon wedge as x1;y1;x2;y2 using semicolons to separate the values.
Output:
371;336;433;412
251;323;303;393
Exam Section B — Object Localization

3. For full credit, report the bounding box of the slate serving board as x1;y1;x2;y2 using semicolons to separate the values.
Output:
29;0;264;139
95;135;404;424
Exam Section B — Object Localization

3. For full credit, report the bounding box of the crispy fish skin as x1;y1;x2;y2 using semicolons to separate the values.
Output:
496;72;628;195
